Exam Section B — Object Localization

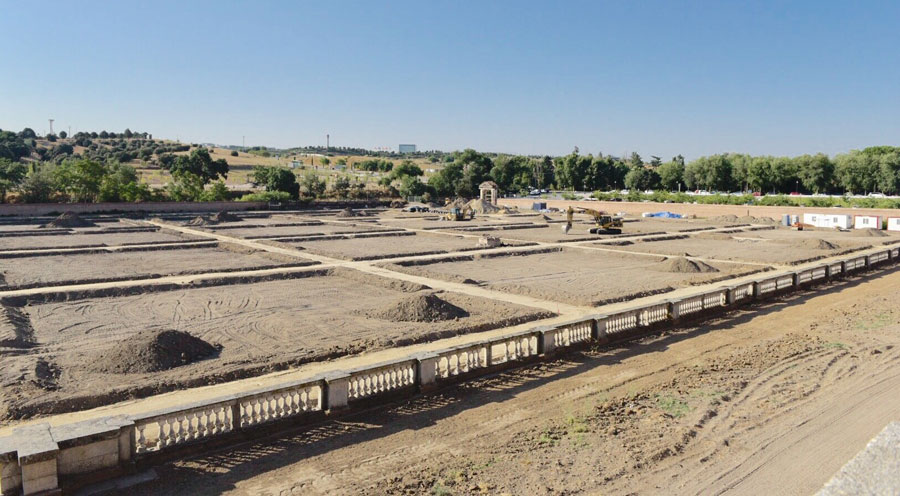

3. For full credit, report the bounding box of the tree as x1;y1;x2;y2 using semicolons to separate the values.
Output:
58;131;67;139
876;149;900;194
427;163;463;197
250;166;299;199
123;129;133;139
19;165;56;203
163;148;228;184
300;172;326;199
0;131;32;161
624;166;660;191
489;155;532;193
99;131;109;139
166;171;206;201
319;156;331;167
629;152;643;167
53;158;107;202
18;128;36;139
795;153;833;194
46;134;57;142
657;160;685;191
99;163;154;202
834;151;877;194
331;175;351;198
200;181;230;201
454;149;493;197
230;150;238;157
0;158;27;202
684;154;734;191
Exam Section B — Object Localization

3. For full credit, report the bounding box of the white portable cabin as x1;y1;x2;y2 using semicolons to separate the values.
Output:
802;213;852;229
887;217;900;232
854;215;882;230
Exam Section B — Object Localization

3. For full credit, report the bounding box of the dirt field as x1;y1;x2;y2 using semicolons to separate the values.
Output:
288;232;523;261
386;248;760;307
0;245;302;289
126;266;900;496
0;229;196;251
204;223;382;239
0;271;550;420
603;229;871;265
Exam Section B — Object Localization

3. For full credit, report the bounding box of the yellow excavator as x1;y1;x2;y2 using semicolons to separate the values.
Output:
444;205;475;221
563;206;623;235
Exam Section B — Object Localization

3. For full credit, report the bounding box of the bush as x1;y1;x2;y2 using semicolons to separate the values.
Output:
239;191;293;203
230;150;239;157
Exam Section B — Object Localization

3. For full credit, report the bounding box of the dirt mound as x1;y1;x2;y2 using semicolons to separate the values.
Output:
792;238;839;250
856;228;888;237
0;306;35;348
87;329;219;374
184;216;211;226
337;207;360;217
446;197;468;209
40;212;96;229
710;214;740;223
466;198;501;214
657;256;719;273
370;293;469;322
32;359;62;391
210;211;240;223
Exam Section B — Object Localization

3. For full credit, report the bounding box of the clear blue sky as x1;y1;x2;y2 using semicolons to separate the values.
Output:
2;1;898;159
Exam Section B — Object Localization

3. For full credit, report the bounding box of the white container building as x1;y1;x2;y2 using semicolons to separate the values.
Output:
854;215;882;230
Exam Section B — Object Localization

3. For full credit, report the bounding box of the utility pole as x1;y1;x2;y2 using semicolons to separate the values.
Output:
48;119;54;136
326;134;330;150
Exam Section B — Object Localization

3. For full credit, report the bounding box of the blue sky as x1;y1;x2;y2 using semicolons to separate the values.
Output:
2;1;898;159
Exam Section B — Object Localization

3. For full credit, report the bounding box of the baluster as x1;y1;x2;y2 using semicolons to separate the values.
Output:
135;424;147;453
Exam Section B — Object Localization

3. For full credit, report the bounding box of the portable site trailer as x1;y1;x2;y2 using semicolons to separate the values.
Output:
802;213;853;229
888;217;900;232
854;215;882;230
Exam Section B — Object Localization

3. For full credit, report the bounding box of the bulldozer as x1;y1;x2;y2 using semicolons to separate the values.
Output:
563;206;623;235
444;206;475;221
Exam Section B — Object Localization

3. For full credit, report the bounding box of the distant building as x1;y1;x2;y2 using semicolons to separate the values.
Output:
398;144;416;154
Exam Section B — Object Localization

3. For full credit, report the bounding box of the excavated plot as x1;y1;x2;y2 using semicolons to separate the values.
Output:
386;248;760;307
0;229;197;251
0;245;305;289
731;226;900;245
203;222;384;239
284;232;526;261
601;232;869;265
0;272;550;419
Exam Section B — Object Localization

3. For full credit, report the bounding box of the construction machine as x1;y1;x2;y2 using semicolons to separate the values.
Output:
561;206;623;235
444;206;475;221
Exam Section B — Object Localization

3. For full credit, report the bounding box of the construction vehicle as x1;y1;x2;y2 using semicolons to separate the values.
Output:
561;206;623;235
444;206;475;221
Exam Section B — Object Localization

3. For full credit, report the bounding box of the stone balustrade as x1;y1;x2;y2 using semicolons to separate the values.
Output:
2;245;898;495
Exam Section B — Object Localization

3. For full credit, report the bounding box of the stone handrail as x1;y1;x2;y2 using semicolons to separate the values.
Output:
2;246;899;495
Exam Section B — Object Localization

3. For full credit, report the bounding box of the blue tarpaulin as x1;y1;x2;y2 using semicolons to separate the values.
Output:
644;211;682;218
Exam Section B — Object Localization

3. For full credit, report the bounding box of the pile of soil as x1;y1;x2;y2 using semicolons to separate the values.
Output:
446;197;468;209
87;329;219;374
370;293;469;322
389;200;407;209
40;212;96;229
739;215;780;225
710;214;740;223
657;256;719;273
210;211;240;223
791;238;839;250
32;359;61;391
856;228;888;237
337;207;359;217
184;216;211;226
466;198;501;214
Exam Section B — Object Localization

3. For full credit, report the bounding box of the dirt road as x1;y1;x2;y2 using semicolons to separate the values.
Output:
122;266;900;496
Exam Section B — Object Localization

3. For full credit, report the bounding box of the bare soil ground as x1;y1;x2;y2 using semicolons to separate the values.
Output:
0;245;302;289
204;223;382;239
386;248;759;307
288;232;524;261
125;266;900;496
0;271;550;420
0;229;195;251
602;232;870;265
